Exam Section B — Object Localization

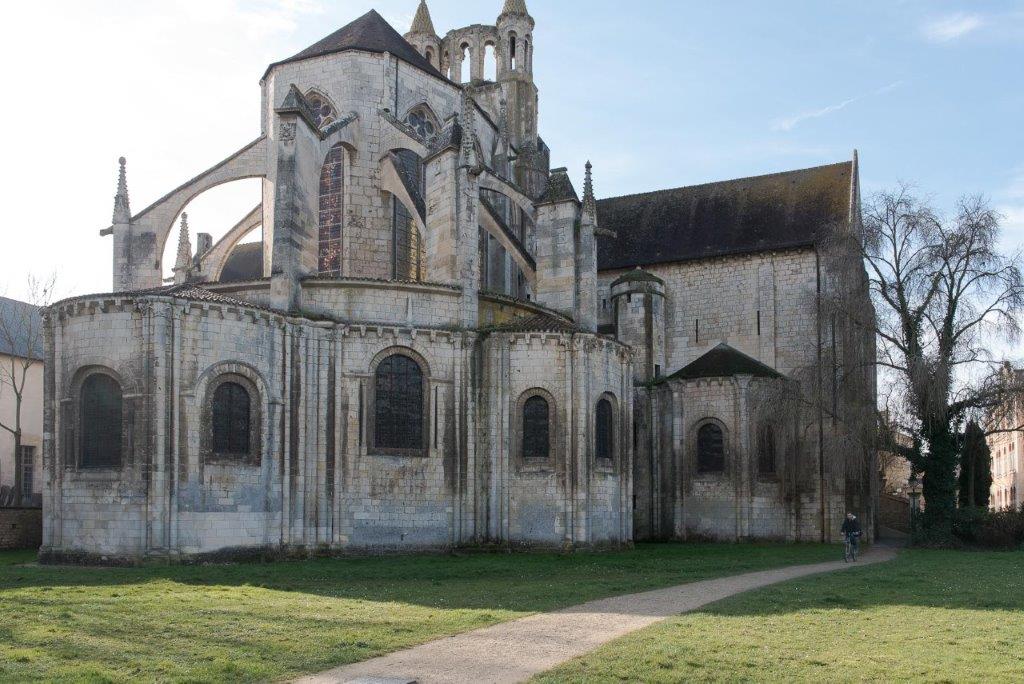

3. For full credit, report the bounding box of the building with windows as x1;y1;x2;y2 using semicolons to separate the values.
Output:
988;364;1023;511
40;1;876;563
0;296;44;507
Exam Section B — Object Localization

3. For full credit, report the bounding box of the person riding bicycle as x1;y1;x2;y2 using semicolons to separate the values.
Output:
841;513;862;561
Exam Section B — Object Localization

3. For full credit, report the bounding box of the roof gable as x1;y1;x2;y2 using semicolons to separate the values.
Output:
265;10;444;80
597;161;853;271
666;343;782;381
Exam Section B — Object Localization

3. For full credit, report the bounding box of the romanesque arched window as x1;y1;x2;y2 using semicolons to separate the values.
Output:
318;143;345;276
374;354;425;453
595;397;615;462
522;395;550;460
80;373;123;468
757;422;776;475
212;381;251;457
697;422;725;473
391;149;425;281
305;90;338;129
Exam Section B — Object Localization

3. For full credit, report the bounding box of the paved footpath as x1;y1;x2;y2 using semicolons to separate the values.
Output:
296;546;897;684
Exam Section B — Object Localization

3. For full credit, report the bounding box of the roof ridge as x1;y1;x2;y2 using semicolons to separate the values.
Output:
597;160;852;204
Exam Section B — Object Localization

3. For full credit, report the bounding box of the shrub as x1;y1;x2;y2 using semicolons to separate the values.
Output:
925;506;1024;550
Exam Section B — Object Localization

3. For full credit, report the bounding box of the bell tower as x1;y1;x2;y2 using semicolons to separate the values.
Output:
404;1;442;72
496;0;546;196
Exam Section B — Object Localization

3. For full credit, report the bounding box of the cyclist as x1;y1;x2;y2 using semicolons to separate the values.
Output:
841;512;862;562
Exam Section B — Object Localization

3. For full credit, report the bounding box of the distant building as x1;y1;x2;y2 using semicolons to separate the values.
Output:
0;296;44;506
988;365;1023;511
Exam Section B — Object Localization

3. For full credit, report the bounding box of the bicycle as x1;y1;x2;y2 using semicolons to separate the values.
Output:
843;532;860;562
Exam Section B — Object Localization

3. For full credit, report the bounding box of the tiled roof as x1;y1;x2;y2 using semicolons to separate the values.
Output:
597;162;853;271
58;284;276;314
666;343;783;381
0;296;44;360
484;312;584;335
220;242;263;283
265;10;444;80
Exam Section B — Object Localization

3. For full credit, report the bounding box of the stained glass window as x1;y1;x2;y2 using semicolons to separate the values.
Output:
758;423;776;475
374;355;425;451
522;395;550;460
212;381;251;456
697;423;725;473
81;373;123;468
305;91;338;129
595;398;614;462
405;108;437;140
319;143;345;276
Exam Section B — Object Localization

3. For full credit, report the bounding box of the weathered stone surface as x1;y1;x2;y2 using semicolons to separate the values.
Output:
48;6;874;563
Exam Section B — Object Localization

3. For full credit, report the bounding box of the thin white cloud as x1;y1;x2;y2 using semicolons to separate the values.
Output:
772;81;904;132
921;13;984;43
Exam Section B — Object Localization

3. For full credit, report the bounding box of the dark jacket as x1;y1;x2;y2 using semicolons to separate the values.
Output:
841;518;862;536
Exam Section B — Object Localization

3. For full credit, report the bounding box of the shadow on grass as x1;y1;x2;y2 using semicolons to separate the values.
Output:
0;542;842;613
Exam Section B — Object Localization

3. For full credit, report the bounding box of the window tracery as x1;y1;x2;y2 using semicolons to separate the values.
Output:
305;90;338;128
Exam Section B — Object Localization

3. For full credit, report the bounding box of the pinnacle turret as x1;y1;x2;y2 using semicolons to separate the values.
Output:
583;160;596;216
500;0;530;17
409;0;436;35
173;213;194;282
112;156;131;224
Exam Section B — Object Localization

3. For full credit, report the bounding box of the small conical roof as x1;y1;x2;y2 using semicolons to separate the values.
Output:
409;1;436;35
501;0;530;17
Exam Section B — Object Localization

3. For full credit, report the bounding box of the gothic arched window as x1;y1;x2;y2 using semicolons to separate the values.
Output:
305;90;338;129
697;423;725;473
595;397;615;462
522;395;550;460
212;381;252;457
318;143;345;276
405;107;437;140
80;373;123;468
374;354;425;452
757;422;776;475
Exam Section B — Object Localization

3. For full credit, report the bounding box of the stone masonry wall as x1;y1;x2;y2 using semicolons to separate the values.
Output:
0;508;42;550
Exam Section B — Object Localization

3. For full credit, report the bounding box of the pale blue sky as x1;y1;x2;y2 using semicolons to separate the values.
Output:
0;0;1021;299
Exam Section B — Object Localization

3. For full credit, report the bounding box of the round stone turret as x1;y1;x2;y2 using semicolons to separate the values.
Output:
610;268;667;384
496;0;535;79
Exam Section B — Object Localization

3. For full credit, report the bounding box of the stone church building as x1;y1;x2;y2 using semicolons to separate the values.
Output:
40;1;877;563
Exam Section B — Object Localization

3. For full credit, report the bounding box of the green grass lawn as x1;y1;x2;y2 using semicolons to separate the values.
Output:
0;542;836;683
536;549;1024;683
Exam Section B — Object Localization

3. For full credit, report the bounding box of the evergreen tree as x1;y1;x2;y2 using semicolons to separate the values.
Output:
958;421;992;508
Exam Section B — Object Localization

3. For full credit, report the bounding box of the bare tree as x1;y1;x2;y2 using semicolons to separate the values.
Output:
0;275;53;506
857;186;1024;526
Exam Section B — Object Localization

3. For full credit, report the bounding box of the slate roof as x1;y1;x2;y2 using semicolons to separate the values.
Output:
596;162;853;271
0;296;44;360
220;242;264;283
264;10;444;81
666;343;783;381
